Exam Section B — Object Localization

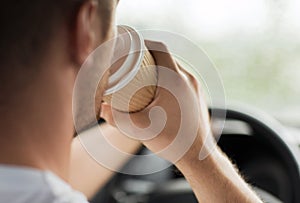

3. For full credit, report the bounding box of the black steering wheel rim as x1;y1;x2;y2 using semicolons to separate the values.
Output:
91;106;300;203
211;107;300;203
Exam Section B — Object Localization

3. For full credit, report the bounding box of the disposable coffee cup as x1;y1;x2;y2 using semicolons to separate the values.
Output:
103;25;157;112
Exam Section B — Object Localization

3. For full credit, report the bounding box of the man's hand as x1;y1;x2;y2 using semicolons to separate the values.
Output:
100;41;262;203
101;41;208;161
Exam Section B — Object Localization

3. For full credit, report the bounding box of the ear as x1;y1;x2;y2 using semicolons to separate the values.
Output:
74;0;100;65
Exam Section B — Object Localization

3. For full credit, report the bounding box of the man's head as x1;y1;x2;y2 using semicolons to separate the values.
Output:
0;0;117;107
0;0;119;177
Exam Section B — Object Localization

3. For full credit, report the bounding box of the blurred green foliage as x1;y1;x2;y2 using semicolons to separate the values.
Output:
117;0;300;126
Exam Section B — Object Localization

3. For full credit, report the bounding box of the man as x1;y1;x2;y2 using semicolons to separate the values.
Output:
0;0;262;202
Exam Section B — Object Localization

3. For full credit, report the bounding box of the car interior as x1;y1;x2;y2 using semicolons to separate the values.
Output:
1;1;299;203
91;0;300;202
90;107;300;203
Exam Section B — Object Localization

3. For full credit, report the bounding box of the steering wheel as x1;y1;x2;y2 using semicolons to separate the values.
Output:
91;107;300;203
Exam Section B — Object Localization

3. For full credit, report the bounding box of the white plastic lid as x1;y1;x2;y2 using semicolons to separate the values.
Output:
104;25;145;95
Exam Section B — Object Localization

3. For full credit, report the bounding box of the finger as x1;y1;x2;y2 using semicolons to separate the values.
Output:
175;62;209;114
145;40;197;90
176;61;200;93
100;103;116;127
145;40;179;72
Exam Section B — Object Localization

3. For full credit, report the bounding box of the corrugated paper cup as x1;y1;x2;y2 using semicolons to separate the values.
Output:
103;25;157;112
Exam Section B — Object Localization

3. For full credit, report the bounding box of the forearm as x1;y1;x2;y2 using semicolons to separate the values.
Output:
69;123;141;199
176;136;263;203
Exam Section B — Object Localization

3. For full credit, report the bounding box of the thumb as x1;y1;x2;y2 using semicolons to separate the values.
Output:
100;103;116;127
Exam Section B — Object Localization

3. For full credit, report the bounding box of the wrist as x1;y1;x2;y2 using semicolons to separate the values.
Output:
175;132;224;175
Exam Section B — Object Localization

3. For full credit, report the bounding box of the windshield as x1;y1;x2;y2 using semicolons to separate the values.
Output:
116;0;300;127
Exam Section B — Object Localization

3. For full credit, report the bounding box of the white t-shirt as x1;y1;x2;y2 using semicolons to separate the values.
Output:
0;165;89;203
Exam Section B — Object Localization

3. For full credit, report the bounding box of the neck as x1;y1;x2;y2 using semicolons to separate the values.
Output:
0;62;76;181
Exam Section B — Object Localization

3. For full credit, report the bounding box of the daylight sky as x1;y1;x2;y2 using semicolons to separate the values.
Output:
117;0;300;40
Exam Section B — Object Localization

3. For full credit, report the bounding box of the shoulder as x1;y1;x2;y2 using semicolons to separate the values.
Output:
0;165;89;203
42;171;89;203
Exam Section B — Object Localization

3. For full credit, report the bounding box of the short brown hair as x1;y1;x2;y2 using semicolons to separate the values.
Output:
0;0;114;104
